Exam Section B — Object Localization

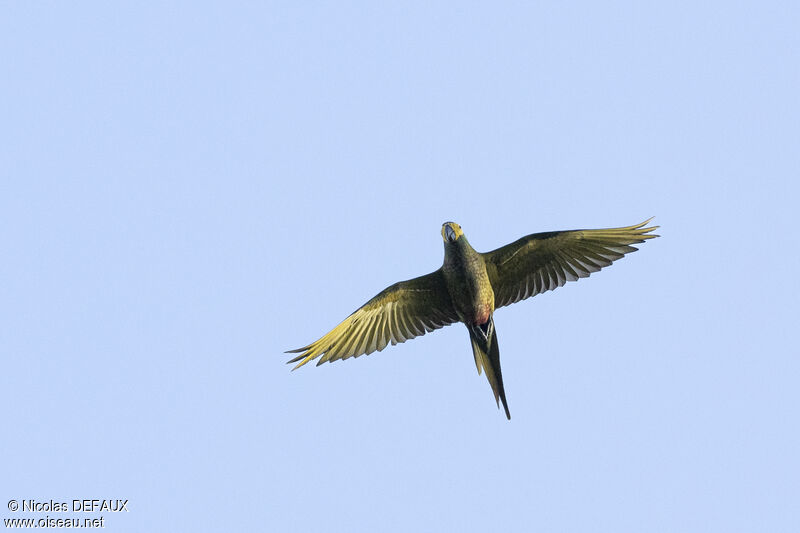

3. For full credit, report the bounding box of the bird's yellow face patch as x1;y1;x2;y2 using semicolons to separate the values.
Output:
441;222;464;243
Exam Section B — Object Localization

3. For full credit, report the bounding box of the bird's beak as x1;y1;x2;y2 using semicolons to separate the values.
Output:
445;224;457;242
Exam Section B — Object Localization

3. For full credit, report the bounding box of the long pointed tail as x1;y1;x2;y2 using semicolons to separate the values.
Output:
468;317;511;420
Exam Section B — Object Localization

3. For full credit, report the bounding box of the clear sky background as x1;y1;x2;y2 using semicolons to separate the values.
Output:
2;2;798;532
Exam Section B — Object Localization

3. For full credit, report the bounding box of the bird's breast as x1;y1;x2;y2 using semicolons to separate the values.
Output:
443;252;495;325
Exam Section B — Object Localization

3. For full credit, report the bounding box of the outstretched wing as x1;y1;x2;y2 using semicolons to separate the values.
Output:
483;219;659;309
286;269;459;370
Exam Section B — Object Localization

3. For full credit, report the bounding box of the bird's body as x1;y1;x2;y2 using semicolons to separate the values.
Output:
287;219;659;419
441;229;494;326
439;227;509;417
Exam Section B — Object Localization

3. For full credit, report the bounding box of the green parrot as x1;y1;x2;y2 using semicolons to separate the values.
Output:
287;219;659;419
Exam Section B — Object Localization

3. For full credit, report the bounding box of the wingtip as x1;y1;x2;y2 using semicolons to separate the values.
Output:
285;346;309;354
644;217;660;238
634;217;657;228
289;357;311;371
633;217;660;239
285;350;313;370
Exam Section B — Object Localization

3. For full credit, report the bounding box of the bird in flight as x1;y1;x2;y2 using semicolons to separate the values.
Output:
287;219;659;419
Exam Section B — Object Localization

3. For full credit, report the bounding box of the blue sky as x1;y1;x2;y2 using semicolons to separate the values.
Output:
2;2;798;532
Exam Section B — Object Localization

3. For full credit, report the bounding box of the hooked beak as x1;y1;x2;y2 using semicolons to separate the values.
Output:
445;224;457;242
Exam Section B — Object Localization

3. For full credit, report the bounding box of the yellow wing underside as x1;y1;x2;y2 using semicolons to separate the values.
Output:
286;271;457;370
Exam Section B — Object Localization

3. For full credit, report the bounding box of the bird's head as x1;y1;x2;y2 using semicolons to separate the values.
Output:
441;222;464;243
